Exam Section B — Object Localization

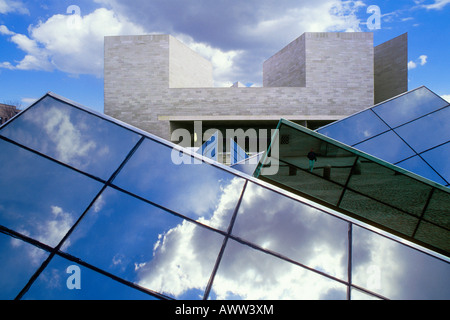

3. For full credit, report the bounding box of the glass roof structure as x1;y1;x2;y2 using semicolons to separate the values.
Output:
317;86;450;187
255;118;450;259
1;93;449;300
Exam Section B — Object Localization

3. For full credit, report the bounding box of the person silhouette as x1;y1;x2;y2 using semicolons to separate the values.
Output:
307;148;317;172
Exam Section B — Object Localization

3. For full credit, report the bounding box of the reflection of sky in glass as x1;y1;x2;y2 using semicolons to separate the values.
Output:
63;187;224;300
394;107;450;153
352;226;450;300
0;233;49;299
210;239;347;300
230;152;264;176
421;142;450;185
0;96;141;180
232;182;349;280
113;138;246;230
372;87;448;128
1;93;449;300
0;140;103;247
23;255;158;300
317;110;389;146
397;156;447;186
353;131;415;164
318;88;450;188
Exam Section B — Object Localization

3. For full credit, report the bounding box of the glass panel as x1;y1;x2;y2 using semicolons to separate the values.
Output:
414;221;449;254
350;288;382;300
232;182;349;280
317;110;389;146
263;123;358;205
420;142;450;185
394;106;450;153
345;159;432;216
396;156;447;186
229;152;263;176
372;87;448;128
210;239;348;300
0;233;50;300
113;138;246;231
63;187;224;300
0;140;103;247
339;190;419;236
423;189;450;229
352;225;450;300
265;164;344;205
279;124;357;185
353;130;415;164
0;95;142;180
22;255;159;300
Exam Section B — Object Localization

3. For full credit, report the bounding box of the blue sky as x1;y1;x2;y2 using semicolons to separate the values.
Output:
0;0;449;113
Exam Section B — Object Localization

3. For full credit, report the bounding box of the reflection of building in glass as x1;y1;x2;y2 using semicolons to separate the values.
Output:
317;86;450;187
1;93;449;300
256;118;450;257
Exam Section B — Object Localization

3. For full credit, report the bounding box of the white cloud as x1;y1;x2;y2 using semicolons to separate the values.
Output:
0;8;145;76
175;34;244;87
442;95;450;102
244;0;364;46
421;0;450;10
0;0;29;15
408;55;428;70
0;24;15;35
21;97;37;106
408;61;417;70
0;61;14;70
419;55;428;66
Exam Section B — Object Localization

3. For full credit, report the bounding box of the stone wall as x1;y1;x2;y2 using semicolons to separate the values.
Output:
374;33;408;104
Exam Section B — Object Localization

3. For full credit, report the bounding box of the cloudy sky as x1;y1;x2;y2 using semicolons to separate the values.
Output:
0;0;449;113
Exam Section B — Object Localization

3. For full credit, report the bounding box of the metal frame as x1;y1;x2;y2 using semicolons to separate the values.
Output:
1;92;448;301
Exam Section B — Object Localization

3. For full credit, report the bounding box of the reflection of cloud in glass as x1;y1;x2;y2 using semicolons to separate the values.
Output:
1;95;141;179
136;220;223;299
10;233;47;267
134;178;244;298
211;239;347;300
37;206;74;247
352;226;450;300
113;138;246;229
0;139;102;249
9;205;75;265
38;106;98;167
233;182;349;280
63;177;242;299
135;179;349;300
0;233;50;300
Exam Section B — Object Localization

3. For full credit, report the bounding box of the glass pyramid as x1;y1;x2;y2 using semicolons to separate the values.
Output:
255;118;450;259
317;86;450;187
1;92;449;300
